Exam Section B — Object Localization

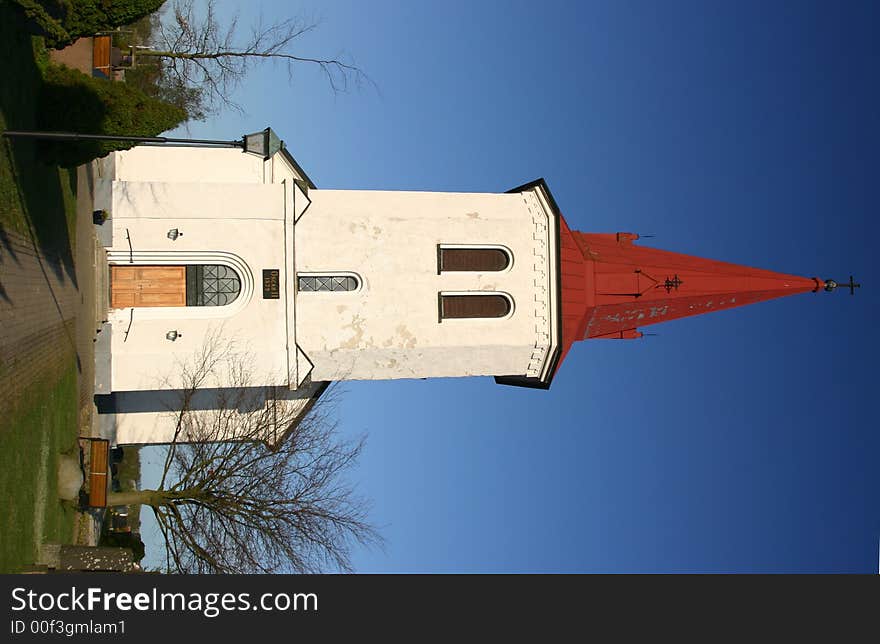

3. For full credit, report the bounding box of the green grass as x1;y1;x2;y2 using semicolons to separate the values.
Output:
0;2;82;572
0;1;77;257
0;360;80;573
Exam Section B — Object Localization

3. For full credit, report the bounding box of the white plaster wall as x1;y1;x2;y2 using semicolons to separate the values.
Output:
109;180;282;221
106;181;290;391
112;146;266;184
294;190;555;381
113;381;326;446
270;150;311;187
108;143;311;187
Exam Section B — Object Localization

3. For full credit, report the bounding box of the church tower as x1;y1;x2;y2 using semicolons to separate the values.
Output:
294;179;560;386
92;131;848;445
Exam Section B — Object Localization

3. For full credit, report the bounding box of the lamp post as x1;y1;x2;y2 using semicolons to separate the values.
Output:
2;127;281;161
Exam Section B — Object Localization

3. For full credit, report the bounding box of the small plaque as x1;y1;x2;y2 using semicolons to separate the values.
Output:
262;269;280;299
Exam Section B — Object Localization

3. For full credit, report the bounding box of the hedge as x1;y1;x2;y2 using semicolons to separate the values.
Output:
12;0;167;49
38;63;186;166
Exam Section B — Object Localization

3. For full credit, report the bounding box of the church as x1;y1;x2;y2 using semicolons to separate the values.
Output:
92;128;840;447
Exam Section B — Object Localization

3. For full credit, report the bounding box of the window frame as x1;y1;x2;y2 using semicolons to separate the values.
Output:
437;291;515;322
296;272;363;293
186;264;243;307
436;244;514;274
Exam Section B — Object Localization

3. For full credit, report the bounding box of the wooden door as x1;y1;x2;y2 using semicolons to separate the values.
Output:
111;265;186;308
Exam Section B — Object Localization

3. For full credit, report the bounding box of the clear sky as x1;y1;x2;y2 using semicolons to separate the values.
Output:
141;0;878;572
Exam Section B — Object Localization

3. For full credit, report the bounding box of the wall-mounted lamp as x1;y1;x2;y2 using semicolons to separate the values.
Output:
165;330;182;341
167;228;182;241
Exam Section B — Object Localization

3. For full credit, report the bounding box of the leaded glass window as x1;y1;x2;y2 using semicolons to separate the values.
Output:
186;265;242;306
298;275;359;292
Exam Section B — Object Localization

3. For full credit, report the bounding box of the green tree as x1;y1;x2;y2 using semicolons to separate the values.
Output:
12;0;167;49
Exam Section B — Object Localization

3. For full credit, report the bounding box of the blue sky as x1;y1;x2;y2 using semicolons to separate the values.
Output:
142;0;878;572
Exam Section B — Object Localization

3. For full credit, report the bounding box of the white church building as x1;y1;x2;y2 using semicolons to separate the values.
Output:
93;128;824;448
93;129;563;447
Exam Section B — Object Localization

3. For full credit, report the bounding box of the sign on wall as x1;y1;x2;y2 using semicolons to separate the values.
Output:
262;269;280;299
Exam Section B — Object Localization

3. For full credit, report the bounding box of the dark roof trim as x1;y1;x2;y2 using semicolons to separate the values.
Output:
293;181;313;224
495;178;564;391
295;343;315;382
278;143;317;190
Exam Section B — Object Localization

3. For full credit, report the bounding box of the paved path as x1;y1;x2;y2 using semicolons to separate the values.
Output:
0;165;100;549
0;229;79;411
48;38;93;75
0;165;98;418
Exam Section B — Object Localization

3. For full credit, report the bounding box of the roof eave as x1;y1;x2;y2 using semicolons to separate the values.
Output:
495;178;564;390
274;141;317;190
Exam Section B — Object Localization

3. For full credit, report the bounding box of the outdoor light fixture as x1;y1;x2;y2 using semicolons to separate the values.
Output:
2;127;286;162
166;228;182;240
165;330;181;341
241;128;282;160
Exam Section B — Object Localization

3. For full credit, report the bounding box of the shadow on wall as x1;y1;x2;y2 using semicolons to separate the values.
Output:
97;385;323;416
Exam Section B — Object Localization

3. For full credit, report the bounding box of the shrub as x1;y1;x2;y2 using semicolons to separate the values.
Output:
9;0;72;46
38;63;186;166
12;0;167;49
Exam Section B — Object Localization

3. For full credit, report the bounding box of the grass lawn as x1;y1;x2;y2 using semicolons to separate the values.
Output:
0;360;80;572
0;2;81;572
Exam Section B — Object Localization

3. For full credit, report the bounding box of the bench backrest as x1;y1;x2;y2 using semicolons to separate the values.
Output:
88;439;110;508
93;36;112;72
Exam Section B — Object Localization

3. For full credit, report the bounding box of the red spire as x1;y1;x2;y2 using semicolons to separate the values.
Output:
556;217;823;372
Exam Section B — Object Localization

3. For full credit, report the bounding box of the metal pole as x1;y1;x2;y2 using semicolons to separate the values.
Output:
2;130;243;148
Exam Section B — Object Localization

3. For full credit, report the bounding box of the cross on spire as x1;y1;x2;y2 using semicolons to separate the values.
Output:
663;274;684;293
824;276;860;295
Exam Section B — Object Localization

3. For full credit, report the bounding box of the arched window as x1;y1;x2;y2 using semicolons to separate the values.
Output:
439;293;512;319
298;274;360;292
186;265;241;306
438;246;511;272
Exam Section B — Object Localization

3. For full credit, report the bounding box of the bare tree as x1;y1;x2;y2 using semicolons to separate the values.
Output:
132;0;369;115
106;333;379;574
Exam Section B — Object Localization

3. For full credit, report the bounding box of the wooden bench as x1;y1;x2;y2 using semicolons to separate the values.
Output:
92;35;112;78
86;438;110;508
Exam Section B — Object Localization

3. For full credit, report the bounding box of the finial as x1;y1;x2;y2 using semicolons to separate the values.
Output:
823;276;860;295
